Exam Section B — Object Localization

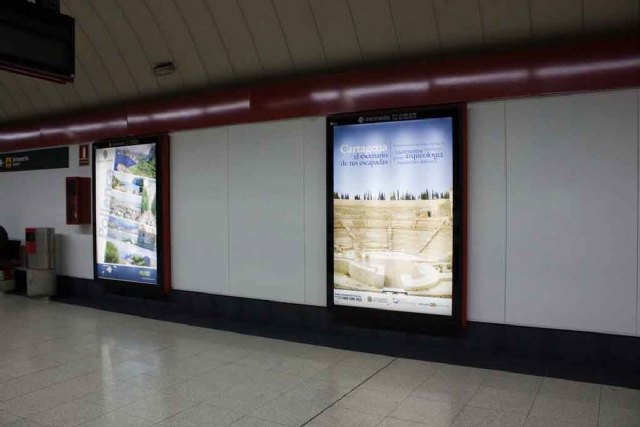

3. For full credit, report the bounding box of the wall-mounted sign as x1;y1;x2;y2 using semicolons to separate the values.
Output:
79;144;89;166
93;136;168;294
0;147;69;172
327;105;466;330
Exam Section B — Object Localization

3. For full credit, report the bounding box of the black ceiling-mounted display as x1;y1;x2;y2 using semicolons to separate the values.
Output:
0;0;74;83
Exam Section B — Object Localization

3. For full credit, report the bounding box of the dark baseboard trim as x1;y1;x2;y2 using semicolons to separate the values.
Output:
50;275;640;389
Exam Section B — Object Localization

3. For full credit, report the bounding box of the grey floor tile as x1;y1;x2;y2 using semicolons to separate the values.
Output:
598;404;640;427
431;365;491;389
229;416;286;427
5;419;45;427
378;417;430;427
0;378;43;402
27;400;108;427
235;352;287;371
249;371;305;395
452;406;526;427
0;295;634;427
304;406;382;426
162;353;228;378
468;387;537;415
482;372;543;394
205;383;281;420
601;386;640;409
0;385;75;417
159;402;238;426
333;386;407;417
251;395;327;426
279;378;351;407
200;346;251;363
79;411;154;427
411;375;479;406
272;357;330;379
381;359;439;380
309;365;376;388
163;376;235;403
525;415;590;427
337;353;394;372
388;396;463;426
81;381;155;410
537;378;601;403
124;368;190;392
0;409;21;426
112;391;197;423
361;371;425;395
529;395;598;426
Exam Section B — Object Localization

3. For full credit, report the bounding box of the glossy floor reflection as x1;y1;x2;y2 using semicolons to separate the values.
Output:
0;295;638;427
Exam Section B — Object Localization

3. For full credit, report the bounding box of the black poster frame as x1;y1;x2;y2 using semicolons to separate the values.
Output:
326;104;467;333
92;136;166;297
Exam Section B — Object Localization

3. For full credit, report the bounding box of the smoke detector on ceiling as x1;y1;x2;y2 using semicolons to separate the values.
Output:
153;62;176;77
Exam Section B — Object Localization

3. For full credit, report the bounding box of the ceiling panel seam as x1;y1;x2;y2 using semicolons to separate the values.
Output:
23;79;53;112
7;74;36;114
87;1;142;98
73;55;100;105
386;0;403;55
62;0;131;99
201;0;238;78
139;0;187;88
270;0;298;72
346;0;365;61
236;0;267;75
72;60;100;105
51;84;70;109
73;20;122;99
171;0;212;85
305;0;329;68
430;0;444;57
0;81;23;116
476;0;487;47
0;95;9;118
527;0;534;38
38;80;68;110
55;82;84;109
113;0;160;88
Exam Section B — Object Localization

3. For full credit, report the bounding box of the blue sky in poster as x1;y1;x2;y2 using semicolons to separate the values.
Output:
333;117;453;196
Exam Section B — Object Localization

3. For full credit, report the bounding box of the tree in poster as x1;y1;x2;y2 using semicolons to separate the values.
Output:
105;242;120;264
141;188;149;213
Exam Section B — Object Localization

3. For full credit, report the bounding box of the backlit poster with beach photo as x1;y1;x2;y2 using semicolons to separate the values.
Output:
328;108;462;318
94;140;159;285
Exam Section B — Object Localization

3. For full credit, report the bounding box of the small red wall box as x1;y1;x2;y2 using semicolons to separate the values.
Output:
66;177;91;225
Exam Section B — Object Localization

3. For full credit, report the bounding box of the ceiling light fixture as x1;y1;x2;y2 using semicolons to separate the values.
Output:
153;62;176;77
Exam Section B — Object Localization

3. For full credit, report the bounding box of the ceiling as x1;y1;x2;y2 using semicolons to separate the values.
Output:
0;0;638;125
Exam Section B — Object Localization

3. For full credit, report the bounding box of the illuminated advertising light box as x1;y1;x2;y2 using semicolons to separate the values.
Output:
93;136;169;294
327;106;466;330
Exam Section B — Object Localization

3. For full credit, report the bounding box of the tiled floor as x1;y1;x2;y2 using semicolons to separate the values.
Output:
0;295;639;427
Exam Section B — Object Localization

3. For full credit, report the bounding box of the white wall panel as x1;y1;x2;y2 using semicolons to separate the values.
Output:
171;127;230;294
0;145;93;279
303;117;327;306
467;102;507;323
505;90;639;335
228;120;305;303
2;94;639;337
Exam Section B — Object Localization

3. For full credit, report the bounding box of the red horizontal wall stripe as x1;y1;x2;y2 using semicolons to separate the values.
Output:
1;34;640;151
